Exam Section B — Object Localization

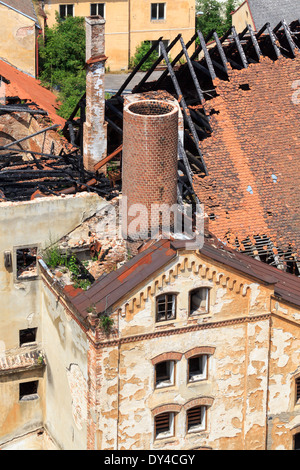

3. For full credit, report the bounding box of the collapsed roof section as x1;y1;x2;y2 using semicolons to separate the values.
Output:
0;59;119;202
98;19;300;272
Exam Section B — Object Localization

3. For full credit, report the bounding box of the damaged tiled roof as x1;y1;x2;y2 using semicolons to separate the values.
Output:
64;236;300;319
193;53;300;256
0;59;65;127
0;0;39;24
246;0;300;31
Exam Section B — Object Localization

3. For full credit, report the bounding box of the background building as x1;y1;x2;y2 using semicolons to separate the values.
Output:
0;0;40;77
42;0;196;71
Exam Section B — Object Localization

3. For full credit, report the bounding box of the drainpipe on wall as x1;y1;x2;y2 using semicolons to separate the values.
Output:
128;0;131;69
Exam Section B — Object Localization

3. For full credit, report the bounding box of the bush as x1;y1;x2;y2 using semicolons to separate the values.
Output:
130;41;159;71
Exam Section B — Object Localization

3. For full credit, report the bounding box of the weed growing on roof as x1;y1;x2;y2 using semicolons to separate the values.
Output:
99;314;114;334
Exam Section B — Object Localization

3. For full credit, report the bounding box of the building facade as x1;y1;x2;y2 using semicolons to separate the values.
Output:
0;1;40;77
42;0;196;71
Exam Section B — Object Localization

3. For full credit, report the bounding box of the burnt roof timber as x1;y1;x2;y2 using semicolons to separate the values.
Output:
197;30;217;80
179;36;206;106
159;40;208;176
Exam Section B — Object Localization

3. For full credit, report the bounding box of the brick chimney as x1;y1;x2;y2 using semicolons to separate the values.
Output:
122;99;178;240
83;16;107;172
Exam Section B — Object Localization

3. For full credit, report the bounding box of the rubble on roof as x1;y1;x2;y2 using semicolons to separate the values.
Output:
42;196;127;292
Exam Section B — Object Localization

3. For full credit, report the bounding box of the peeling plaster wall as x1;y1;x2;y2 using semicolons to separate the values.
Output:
0;4;36;77
267;314;300;450
41;282;89;450
0;192;105;444
95;252;277;450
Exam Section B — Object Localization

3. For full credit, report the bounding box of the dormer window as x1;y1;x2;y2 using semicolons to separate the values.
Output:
156;294;176;322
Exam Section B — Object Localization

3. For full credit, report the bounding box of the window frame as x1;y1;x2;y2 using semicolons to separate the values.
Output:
14;244;39;281
154;411;175;440
59;4;74;18
151;2;166;21
189;287;210;315
155;293;177;322
295;375;300;405
154;360;175;389
187;354;208;383
90;3;105;17
186;405;207;434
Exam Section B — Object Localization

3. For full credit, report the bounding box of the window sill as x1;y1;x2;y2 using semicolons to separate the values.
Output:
151;19;166;23
19;393;39;402
187;377;208;385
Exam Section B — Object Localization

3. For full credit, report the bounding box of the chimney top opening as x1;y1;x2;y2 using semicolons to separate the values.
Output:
128;100;175;116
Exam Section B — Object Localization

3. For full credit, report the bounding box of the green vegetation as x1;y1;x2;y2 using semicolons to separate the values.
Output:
196;0;240;38
130;41;159;71
38;15;86;119
43;245;92;290
99;314;114;334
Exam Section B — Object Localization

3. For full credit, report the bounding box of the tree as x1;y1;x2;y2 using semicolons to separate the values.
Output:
196;0;240;38
38;15;86;119
196;0;224;37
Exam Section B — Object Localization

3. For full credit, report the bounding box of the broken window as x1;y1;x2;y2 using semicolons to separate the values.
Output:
16;247;38;279
187;406;206;433
188;355;208;382
155;412;174;439
19;328;37;347
294;433;300;450
296;377;300;404
156;294;176;322
19;381;39;401
59;4;74;18
189;287;209;315
90;3;105;17
151;3;166;20
155;361;175;388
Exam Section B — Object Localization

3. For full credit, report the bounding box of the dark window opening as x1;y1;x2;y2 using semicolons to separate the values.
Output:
188;355;207;382
59;4;74;18
156;294;176;322
187;406;206;433
90;3;105;17
151;3;166;20
19;381;39;401
16;247;38;279
296;377;300;403
155;361;174;388
239;83;251;90
155;412;174;439
294;433;300;450
189;288;209;315
19;328;37;346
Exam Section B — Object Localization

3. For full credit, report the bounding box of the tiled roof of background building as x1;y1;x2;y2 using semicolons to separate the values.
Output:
0;0;39;23
247;0;300;31
0;59;65;127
